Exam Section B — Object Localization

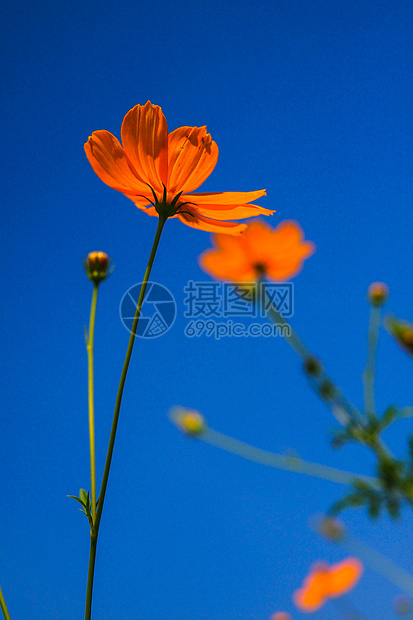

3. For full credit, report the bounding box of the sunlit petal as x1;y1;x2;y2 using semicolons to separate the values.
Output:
168;126;219;194
121;101;168;192
84;131;149;194
191;190;267;205
178;212;247;235
185;203;273;220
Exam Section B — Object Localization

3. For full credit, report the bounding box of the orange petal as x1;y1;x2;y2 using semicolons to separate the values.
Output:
167;126;219;194
241;220;277;258
187;203;273;221
191;190;267;205
84;131;150;194
265;259;307;281
121;101;168;193
293;586;327;612
327;558;363;597
133;201;158;217
199;247;256;281
293;570;329;612
178;211;247;235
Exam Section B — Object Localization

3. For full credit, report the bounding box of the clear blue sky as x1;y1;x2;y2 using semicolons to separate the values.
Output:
2;0;413;618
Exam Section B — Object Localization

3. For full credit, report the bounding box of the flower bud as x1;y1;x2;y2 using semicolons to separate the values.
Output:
317;516;346;541
84;251;111;284
170;407;206;437
368;282;389;306
387;317;413;355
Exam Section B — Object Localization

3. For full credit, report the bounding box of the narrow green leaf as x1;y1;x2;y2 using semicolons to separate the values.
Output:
67;495;87;509
79;488;89;504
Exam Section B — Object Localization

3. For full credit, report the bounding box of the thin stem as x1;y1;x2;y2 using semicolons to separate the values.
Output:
363;304;381;418
265;299;365;428
190;425;377;487
0;585;11;620
84;536;97;620
84;215;167;620
86;284;99;522
265;295;396;461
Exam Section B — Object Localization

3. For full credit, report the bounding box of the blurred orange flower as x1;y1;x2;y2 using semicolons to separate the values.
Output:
85;101;272;234
199;219;315;282
293;558;363;612
270;613;292;620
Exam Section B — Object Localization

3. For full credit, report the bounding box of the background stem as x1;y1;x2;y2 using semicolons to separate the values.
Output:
363;304;381;417
87;283;99;522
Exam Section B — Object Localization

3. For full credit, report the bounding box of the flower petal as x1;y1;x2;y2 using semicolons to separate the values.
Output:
293;569;329;612
178;211;247;235
84;131;150;194
186;203;274;220
190;190;267;205
328;558;363;597
168;126;219;194
200;249;256;281
121;101;168;193
134;202;158;217
198;218;315;280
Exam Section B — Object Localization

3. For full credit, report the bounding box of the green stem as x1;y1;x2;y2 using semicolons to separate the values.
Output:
0;585;11;620
86;284;99;523
265;300;365;428
85;536;97;620
266;297;395;461
363;304;381;418
84;215;167;620
200;426;377;487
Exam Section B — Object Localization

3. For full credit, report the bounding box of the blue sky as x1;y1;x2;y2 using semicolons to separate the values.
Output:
2;0;413;618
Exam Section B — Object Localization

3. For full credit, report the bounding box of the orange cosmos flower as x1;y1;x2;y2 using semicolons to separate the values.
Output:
293;558;363;612
84;101;272;234
199;219;315;282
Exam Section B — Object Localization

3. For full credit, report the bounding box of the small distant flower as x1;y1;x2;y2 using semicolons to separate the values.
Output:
84;251;111;284
293;558;363;612
387;316;413;356
169;407;206;437
199;220;315;282
368;282;389;306
85;101;273;234
270;613;292;620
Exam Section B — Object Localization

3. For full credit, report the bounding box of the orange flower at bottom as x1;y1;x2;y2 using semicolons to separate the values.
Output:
293;558;363;612
199;220;315;282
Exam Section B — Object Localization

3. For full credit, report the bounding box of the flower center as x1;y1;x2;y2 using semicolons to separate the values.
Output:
253;262;267;278
142;184;196;220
